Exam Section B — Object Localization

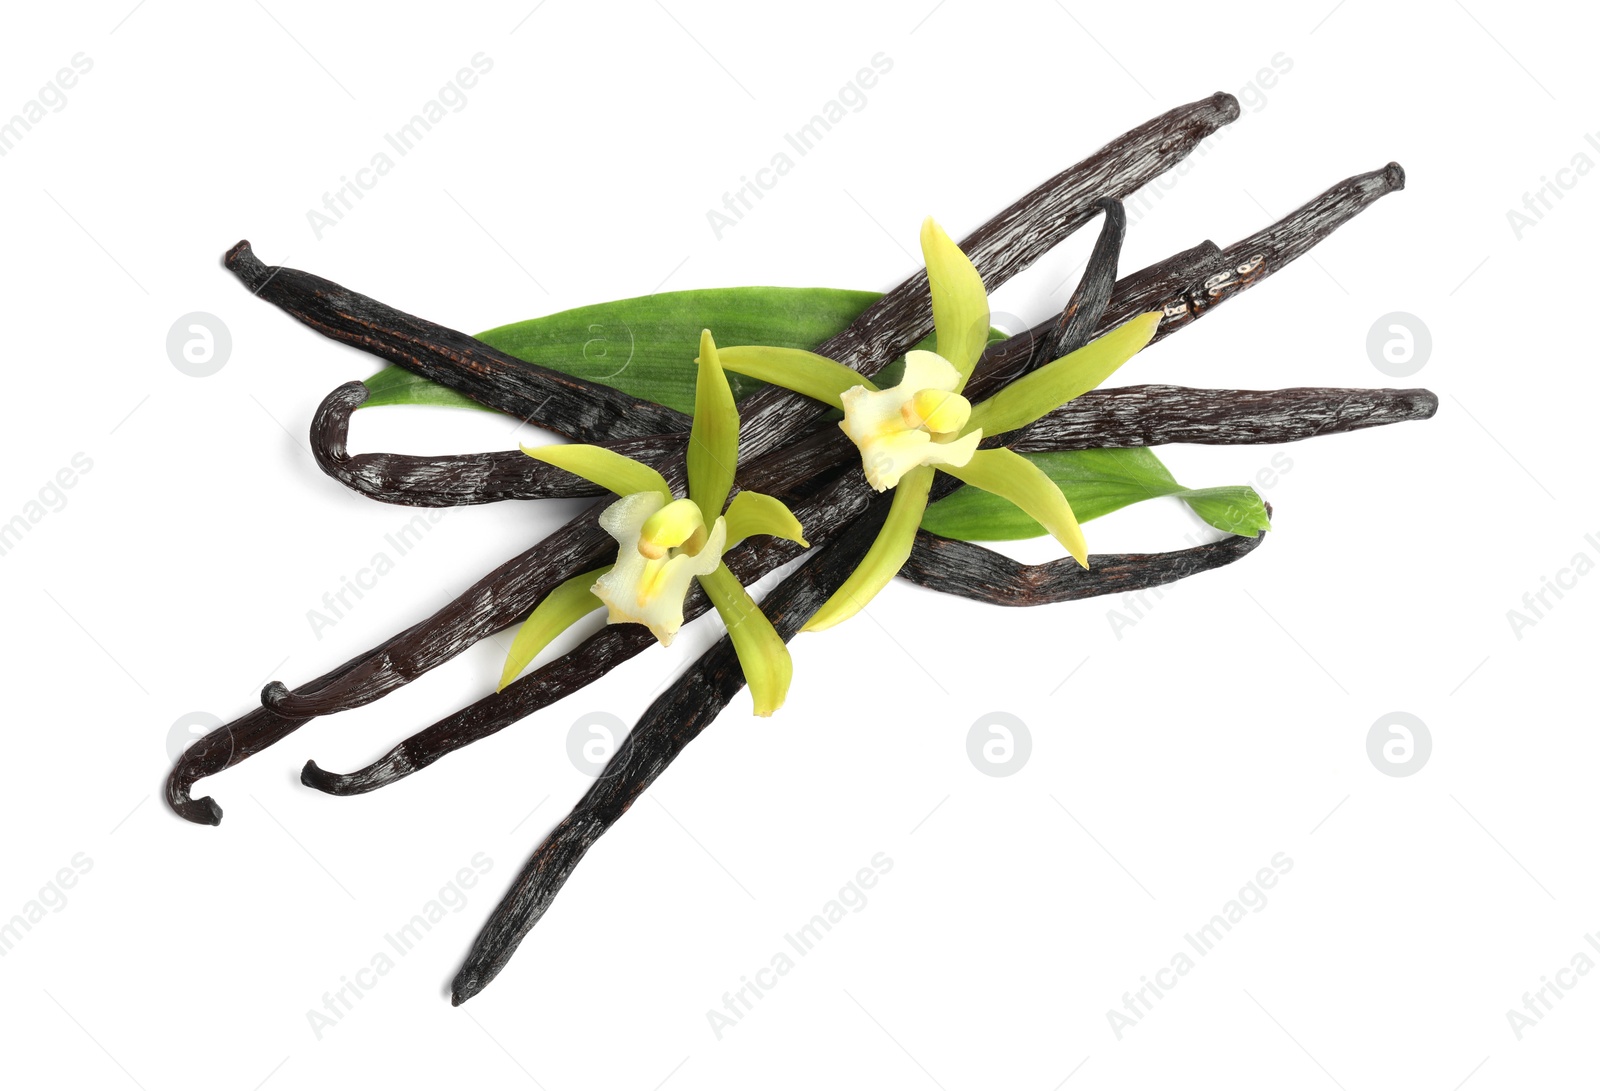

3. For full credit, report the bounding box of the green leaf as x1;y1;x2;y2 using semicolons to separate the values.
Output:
362;287;879;413
359;286;1010;414
519;443;672;500
921;447;1271;542
697;563;793;717
724;491;808;550
498;567;610;691
361;365;486;411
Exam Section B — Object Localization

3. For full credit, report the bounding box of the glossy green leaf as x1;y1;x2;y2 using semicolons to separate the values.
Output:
362;287;879;413
967;311;1161;436
360;287;1009;414
921;447;1271;542
698;563;793;717
519;443;671;500
361;365;485;411
688;330;739;522
715;345;877;409
498;566;610;691
804;464;933;633
942;448;1087;567
724;491;808;550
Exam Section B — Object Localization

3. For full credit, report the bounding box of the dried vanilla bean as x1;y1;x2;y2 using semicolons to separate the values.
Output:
1148;163;1406;345
224;242;689;440
1005;384;1439;451
1039;197;1127;361
311;381;685;507
900;523;1267;606
450;484;894;1006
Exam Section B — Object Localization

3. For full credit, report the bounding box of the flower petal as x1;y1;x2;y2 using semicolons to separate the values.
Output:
898;349;961;395
521;443;672;501
724;490;808;550
715;345;877;409
597;490;666;543
594;515;726;646
921;217;990;388
853;427;932;492
803;464;933;632
498;566;610;691
688;329;739;524
942;448;1088;567
967;311;1161;437
698;562;793;717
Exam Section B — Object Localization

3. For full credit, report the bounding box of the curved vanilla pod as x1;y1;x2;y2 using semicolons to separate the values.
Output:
311;381;686;507
449;484;895;1006
1005;385;1440;451
1041;197;1128;361
223;242;690;440
899;520;1269;607
168;511;617;820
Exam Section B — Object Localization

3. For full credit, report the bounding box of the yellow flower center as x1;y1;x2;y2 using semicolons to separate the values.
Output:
637;497;708;560
900;388;972;436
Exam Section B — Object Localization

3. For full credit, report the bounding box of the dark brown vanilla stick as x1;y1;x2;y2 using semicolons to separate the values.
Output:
1040;197;1127;362
224;242;689;441
168;509;615;820
1148;162;1406;346
901;522;1267;606
1005;384;1440;451
450;486;894;1005
311;381;686;506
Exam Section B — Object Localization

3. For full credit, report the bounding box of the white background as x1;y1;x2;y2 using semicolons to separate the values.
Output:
1;0;1593;1087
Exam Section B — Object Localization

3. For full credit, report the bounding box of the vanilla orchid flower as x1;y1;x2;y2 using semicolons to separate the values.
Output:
500;331;807;716
711;217;1161;632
